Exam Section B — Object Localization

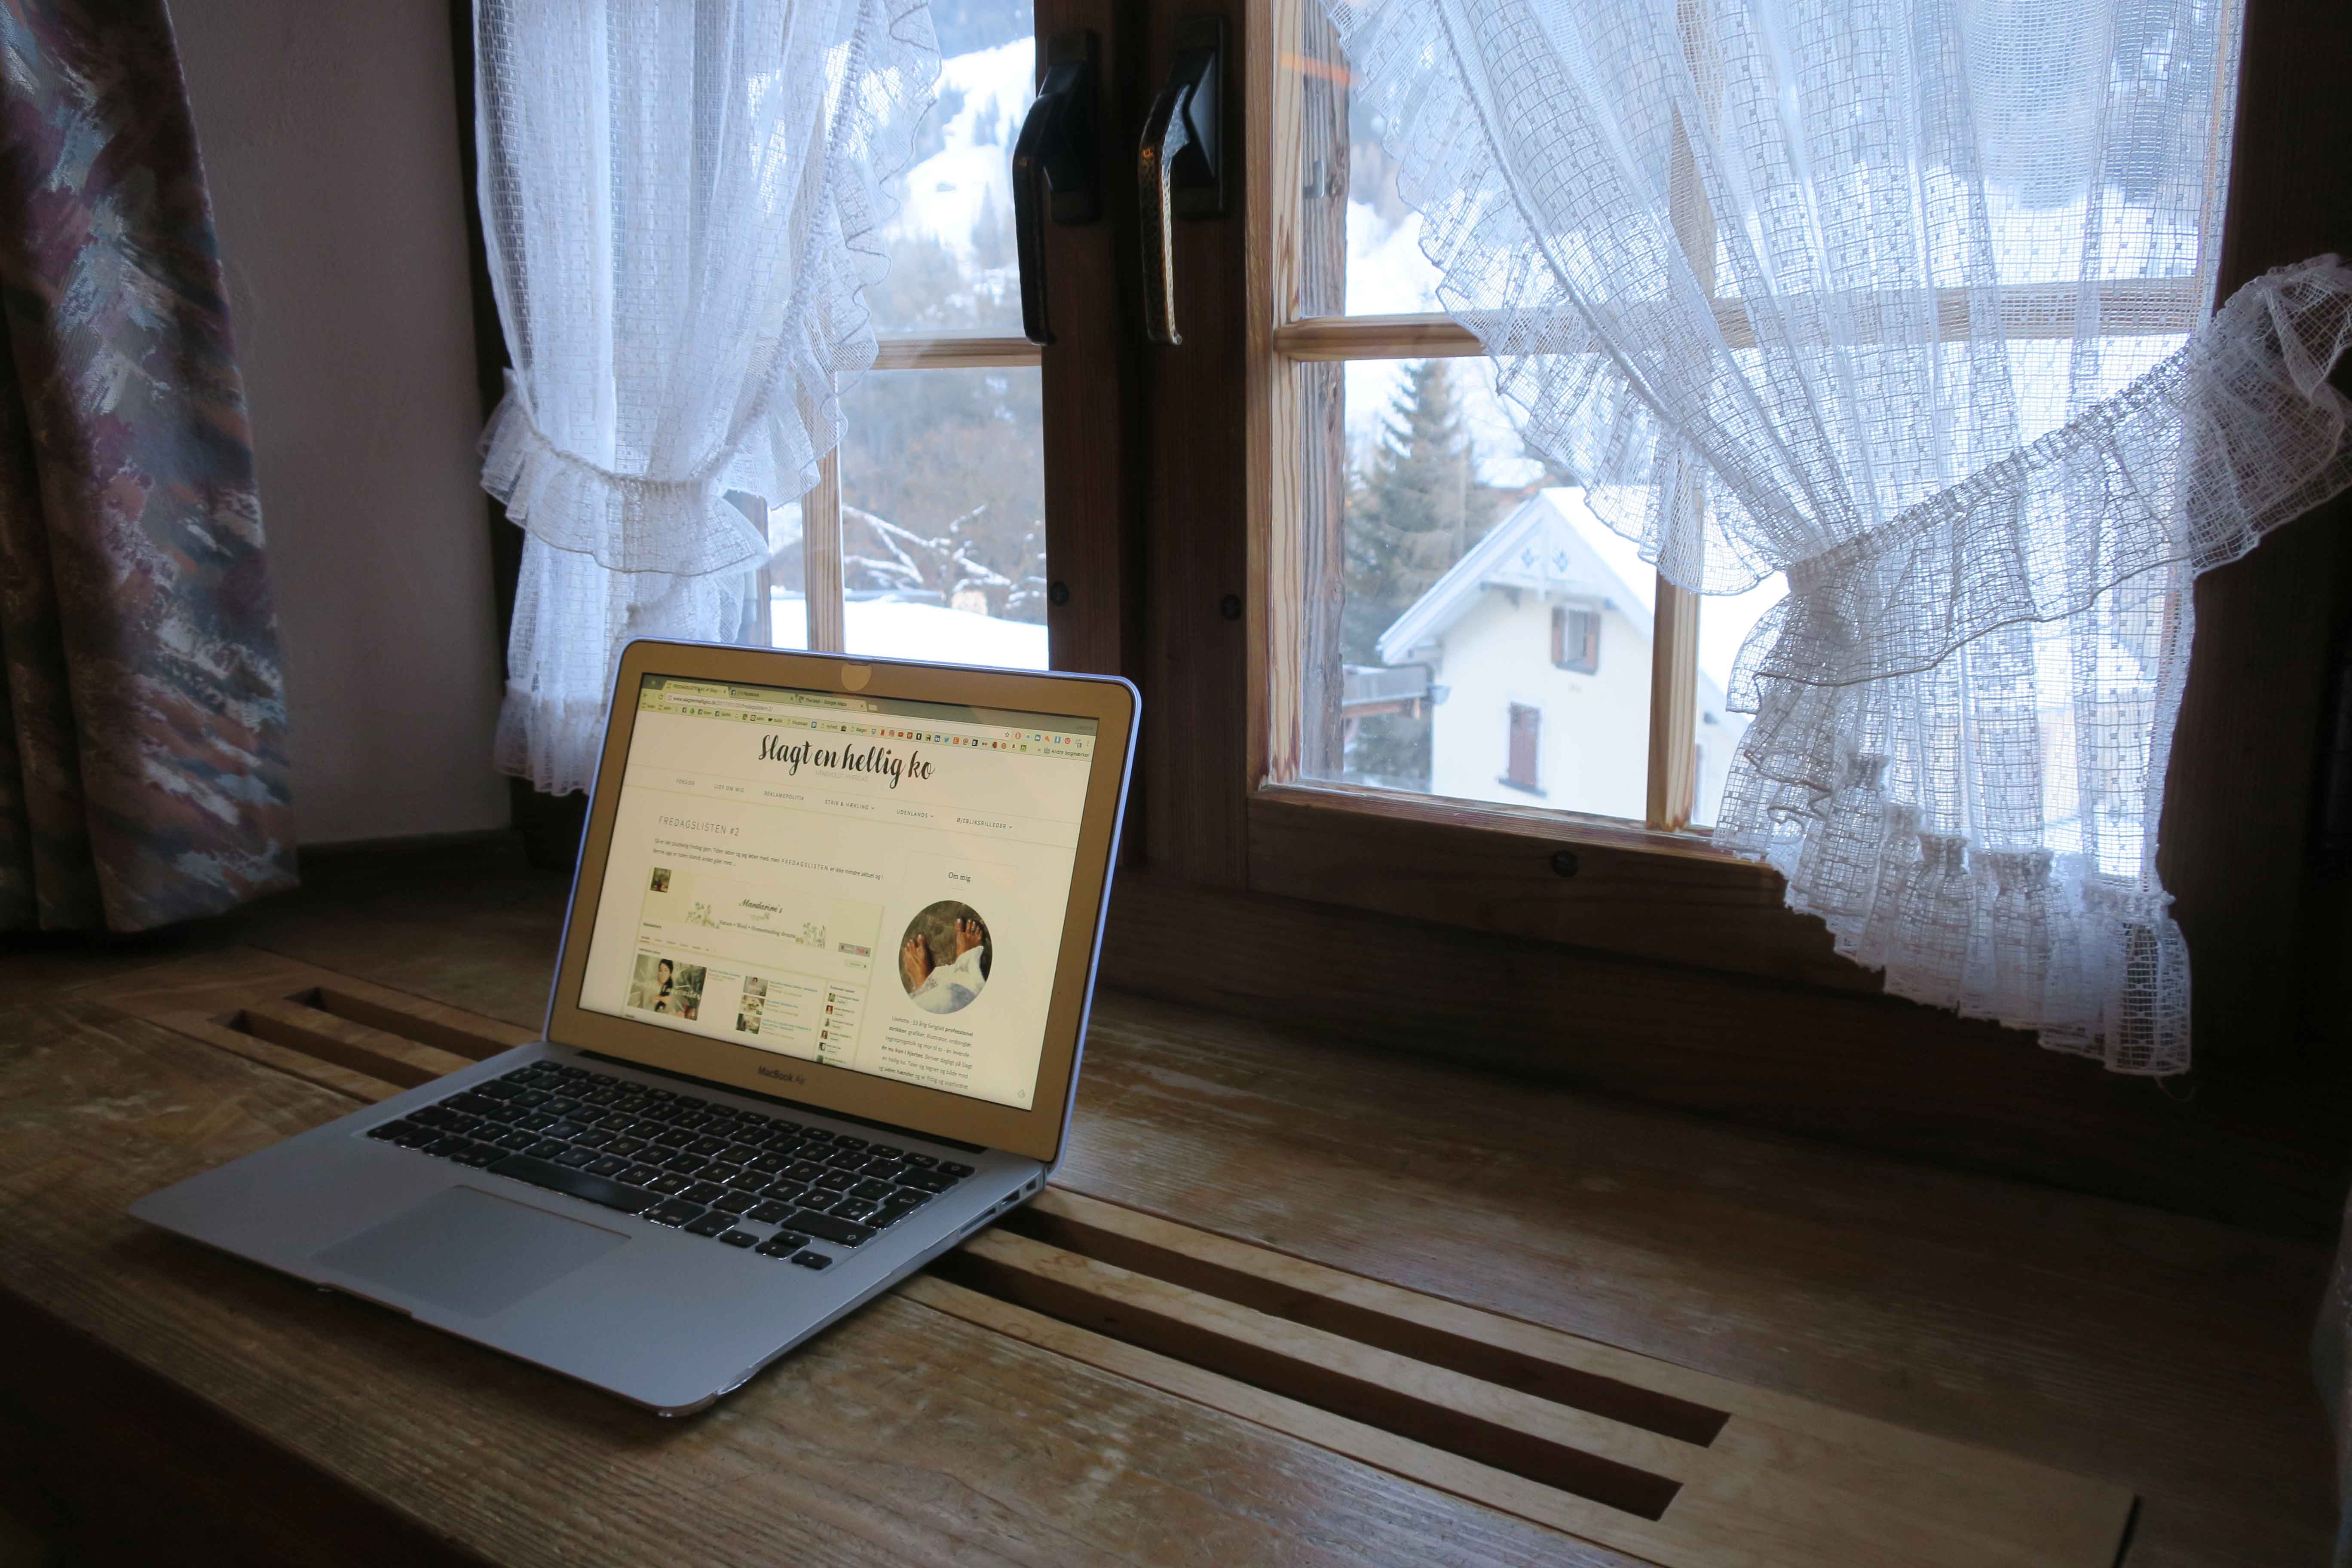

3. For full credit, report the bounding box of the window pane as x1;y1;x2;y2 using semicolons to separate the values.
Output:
869;0;1035;335
824;366;1047;672
1690;573;1782;828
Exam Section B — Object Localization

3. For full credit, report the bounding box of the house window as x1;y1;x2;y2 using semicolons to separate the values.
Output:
756;0;1047;673
1551;606;1599;674
1502;703;1541;793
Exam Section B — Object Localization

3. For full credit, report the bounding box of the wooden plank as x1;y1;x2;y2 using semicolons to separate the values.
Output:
1266;279;2208;362
869;332;1039;372
905;1275;1643;1566
940;1229;2130;1567
1098;867;2352;1238
153;1010;402;1104
1012;1191;2127;1543
802;446;845;653
1246;784;1872;992
1646;577;1702;830
300;983;536;1060
235;997;478;1088
1032;0;1145;695
1139;0;1253;886
0;1004;1627;1568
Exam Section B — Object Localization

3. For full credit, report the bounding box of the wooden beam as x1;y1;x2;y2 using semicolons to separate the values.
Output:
1270;279;2208;363
869;333;1041;372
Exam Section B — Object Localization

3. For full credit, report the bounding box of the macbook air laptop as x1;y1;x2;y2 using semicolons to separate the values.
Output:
132;638;1137;1414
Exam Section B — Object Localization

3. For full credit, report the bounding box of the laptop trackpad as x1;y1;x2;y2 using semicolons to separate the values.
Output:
315;1185;629;1319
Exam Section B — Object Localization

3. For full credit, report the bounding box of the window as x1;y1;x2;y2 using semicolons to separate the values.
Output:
758;0;1047;674
1502;703;1541;794
1551;606;1599;675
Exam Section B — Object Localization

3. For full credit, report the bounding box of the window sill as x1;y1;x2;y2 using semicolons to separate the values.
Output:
1245;779;1872;992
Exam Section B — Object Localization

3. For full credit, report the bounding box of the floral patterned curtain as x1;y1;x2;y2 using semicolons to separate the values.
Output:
0;0;295;931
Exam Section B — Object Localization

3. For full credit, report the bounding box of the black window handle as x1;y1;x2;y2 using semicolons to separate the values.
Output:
1012;34;1099;347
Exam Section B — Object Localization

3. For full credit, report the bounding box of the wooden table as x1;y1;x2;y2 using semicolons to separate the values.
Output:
0;849;2336;1565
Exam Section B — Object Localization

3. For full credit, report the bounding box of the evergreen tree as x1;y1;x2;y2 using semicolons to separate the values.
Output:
1340;361;1501;788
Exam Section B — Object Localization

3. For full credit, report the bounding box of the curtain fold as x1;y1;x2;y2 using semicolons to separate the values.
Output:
0;0;296;932
475;0;941;795
1324;0;2352;1072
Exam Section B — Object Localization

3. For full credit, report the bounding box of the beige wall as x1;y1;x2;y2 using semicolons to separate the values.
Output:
172;0;508;844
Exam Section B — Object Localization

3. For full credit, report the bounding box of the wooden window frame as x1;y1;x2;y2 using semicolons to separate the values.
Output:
1551;605;1599;676
1236;0;2260;991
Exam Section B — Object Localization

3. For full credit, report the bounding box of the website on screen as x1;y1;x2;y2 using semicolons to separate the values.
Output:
578;675;1099;1111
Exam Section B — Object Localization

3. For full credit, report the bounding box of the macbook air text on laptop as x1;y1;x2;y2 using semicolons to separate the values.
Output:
132;640;1138;1413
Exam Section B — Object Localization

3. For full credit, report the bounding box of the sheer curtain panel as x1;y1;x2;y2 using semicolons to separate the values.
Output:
1323;0;2352;1072
475;0;940;793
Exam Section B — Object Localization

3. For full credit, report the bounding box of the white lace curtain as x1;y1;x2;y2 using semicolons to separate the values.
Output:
475;0;940;793
1324;0;2352;1072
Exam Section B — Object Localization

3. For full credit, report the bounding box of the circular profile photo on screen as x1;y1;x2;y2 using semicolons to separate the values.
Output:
899;901;991;1015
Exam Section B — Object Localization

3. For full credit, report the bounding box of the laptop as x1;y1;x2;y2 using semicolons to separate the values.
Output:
132;639;1138;1414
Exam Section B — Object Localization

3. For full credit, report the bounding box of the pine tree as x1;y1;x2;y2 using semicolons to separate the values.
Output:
1339;360;1501;789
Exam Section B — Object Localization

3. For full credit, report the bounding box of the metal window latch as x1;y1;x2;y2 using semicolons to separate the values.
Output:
1012;33;1101;347
1139;16;1226;347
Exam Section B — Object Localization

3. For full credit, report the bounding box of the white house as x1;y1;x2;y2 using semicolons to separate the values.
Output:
1365;489;1749;824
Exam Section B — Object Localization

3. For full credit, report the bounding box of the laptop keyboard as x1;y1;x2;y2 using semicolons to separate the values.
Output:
363;1060;977;1268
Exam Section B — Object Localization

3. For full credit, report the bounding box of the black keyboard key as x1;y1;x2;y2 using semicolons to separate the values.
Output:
683;1212;735;1238
624;1120;668;1140
544;1097;583;1117
511;1090;551;1109
621;1164;665;1186
527;1138;568;1159
368;1118;420;1141
410;1106;459;1129
761;1182;808;1205
489;1154;657;1215
495;1130;536;1152
544;1120;592;1142
753;1234;802;1259
787;1210;875;1247
594;1111;634;1130
717;1145;760;1167
712;1189;759;1214
663;1154;707;1176
390;1125;439;1149
498;1066;543;1082
784;1161;827;1183
868;1199;924;1229
682;1181;729;1205
812;1169;856;1193
477;1081;521;1102
554;1147;597;1169
670;1095;708;1111
848;1179;895;1202
702;1161;741;1182
511;1112;557;1133
587;1155;631;1178
868;1145;903;1158
607;1137;647;1158
937;1161;976;1178
425;1136;472;1158
747;1200;795;1225
831;1136;870;1152
827;1197;879;1223
688;1136;728;1157
642;1086;674;1100
648;1200;704;1227
824;1148;867;1171
445;1092;501;1116
648;1173;690;1197
895;1167;955;1194
748;1154;789;1175
900;1152;937;1168
570;1129;614;1150
719;1230;758;1249
789;1251;833;1270
653;1126;694;1148
858;1158;907;1181
726;1169;768;1191
450;1141;504;1168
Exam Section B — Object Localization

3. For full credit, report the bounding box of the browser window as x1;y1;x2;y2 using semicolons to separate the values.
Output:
577;674;1100;1111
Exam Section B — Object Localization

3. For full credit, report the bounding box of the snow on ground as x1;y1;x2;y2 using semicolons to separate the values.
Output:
887;40;1035;263
771;594;1048;671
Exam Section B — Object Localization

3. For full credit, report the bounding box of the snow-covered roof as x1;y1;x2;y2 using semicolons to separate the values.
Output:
1376;487;1741;717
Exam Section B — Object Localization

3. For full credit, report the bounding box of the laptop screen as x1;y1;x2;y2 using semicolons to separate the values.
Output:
575;673;1102;1112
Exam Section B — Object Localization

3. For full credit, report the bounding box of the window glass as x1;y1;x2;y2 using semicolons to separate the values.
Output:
830;366;1048;671
868;0;1035;335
